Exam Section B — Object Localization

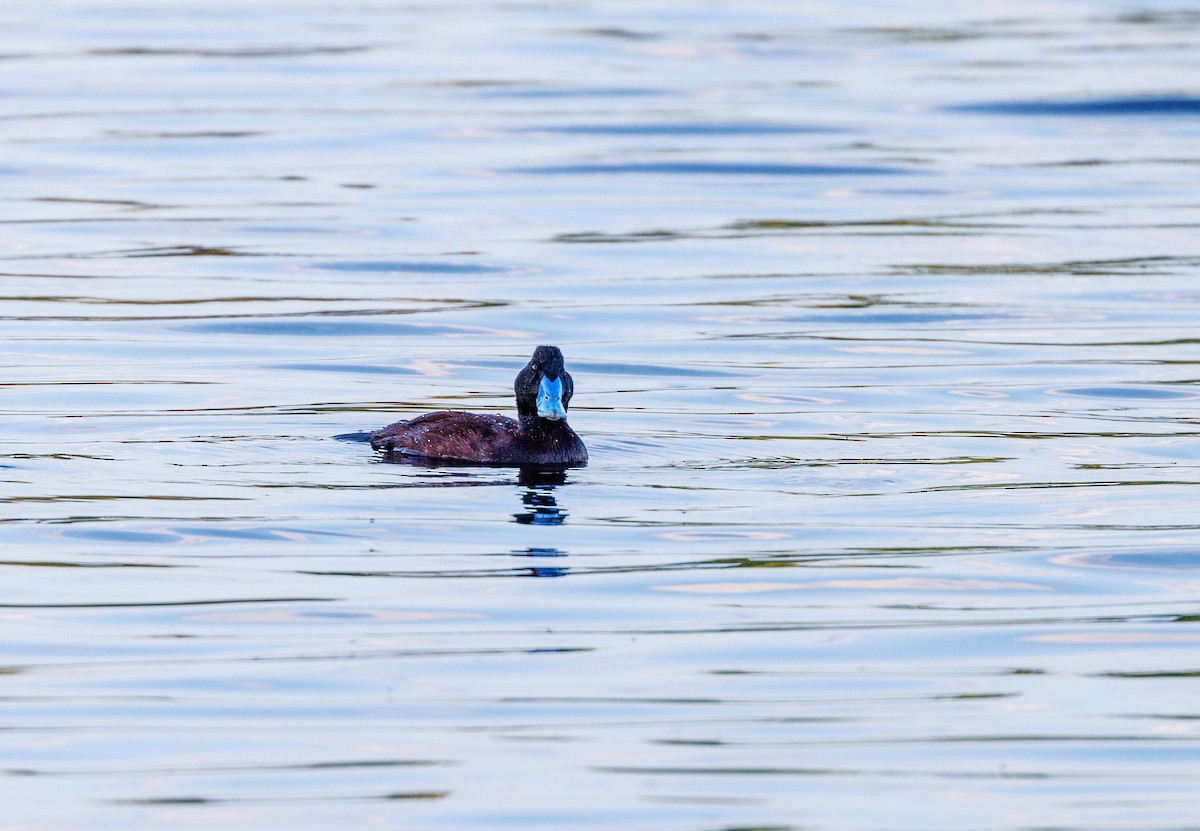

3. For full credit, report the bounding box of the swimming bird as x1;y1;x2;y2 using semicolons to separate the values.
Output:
369;345;588;465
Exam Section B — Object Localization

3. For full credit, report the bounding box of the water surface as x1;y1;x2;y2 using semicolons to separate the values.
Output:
4;1;1200;828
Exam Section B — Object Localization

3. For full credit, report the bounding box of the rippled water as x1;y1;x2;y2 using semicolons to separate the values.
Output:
5;1;1200;828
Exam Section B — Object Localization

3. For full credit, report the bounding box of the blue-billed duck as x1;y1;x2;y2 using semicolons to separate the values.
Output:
369;345;587;465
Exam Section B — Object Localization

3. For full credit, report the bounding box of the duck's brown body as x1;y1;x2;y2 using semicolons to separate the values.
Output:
368;345;588;466
369;411;587;465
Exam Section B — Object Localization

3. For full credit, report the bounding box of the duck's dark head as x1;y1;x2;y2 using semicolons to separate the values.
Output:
515;345;575;422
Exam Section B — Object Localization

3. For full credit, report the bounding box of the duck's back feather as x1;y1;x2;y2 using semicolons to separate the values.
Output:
369;412;521;462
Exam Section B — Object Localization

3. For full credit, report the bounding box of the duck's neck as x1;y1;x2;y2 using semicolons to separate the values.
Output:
518;414;572;435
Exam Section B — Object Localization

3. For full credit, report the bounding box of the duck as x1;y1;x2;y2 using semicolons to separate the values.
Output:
369;345;588;465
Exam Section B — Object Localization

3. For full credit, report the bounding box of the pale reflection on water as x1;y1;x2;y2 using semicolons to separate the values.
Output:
4;0;1200;828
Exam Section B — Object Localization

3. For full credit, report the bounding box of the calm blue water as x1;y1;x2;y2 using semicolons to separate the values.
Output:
4;1;1200;828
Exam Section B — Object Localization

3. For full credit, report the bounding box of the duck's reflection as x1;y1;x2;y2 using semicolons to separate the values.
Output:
514;465;569;526
512;547;568;577
370;453;575;527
